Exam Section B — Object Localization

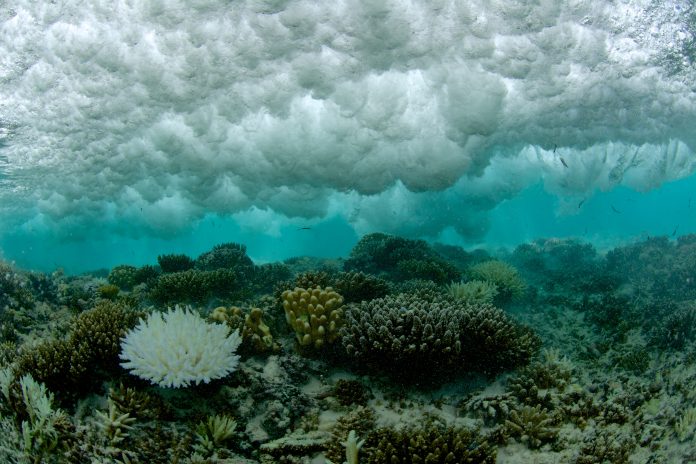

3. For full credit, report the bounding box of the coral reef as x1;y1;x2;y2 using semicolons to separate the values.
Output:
107;264;138;291
281;286;344;350
210;306;279;355
344;233;460;284
445;279;499;305
468;260;526;303
333;271;390;304
157;253;195;273
195;242;254;271
340;293;540;381
504;404;558;449
148;268;244;305
364;421;496;463
120;305;243;388
15;301;142;402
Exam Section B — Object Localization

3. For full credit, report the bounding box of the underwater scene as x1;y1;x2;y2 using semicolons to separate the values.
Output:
1;1;696;463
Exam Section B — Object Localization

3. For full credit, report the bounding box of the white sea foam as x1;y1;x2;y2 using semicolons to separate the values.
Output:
0;0;694;242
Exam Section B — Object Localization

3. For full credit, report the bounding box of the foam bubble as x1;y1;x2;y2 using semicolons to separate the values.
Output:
0;0;694;247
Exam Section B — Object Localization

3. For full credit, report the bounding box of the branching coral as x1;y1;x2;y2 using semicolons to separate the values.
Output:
504;405;558;449
120;305;242;388
469;260;526;302
340;293;540;381
365;421;496;463
210;306;278;354
445;280;498;305
282;286;344;350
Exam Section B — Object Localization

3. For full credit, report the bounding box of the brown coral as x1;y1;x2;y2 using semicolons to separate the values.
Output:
281;286;344;349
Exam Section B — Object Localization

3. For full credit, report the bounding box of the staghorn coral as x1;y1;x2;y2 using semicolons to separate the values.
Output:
95;398;136;446
249;262;293;294
148;268;244;305
17;374;73;462
675;407;696;442
574;425;635;464
15;301;142;402
193;414;237;457
132;264;161;286
108;384;159;420
364;421;496;464
464;392;517;426
281;286;344;350
157;253;195;273
504;404;558;449
333;271;390;304
468;260;526;302
341;293;540;381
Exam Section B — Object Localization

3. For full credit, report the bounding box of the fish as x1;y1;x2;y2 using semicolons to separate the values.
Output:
610;205;621;214
297;227;312;230
578;199;585;208
672;225;679;236
560;157;568;168
553;144;557;153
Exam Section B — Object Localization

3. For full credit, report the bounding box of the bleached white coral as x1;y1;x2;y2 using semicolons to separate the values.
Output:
120;305;242;388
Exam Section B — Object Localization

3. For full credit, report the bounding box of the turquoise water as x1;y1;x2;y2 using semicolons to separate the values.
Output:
1;1;695;463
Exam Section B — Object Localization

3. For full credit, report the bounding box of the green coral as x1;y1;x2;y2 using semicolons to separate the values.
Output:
195;242;254;271
504;405;558;449
364;421;496;463
15;301;141;402
469;260;526;302
97;284;120;300
340;293;540;381
148;268;244;305
95;398;136;445
107;265;138;291
210;306;278;354
344;233;460;284
333;271;390;304
193;414;237;457
157;253;195;273
445;280;498;305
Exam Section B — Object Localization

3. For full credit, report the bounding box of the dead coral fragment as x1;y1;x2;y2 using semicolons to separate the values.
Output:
282;286;344;349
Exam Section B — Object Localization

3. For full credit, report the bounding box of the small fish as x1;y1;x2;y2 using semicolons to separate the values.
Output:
578;198;585;208
553;144;557;153
672;225;679;236
560;157;568;168
610;205;621;214
297;227;312;230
